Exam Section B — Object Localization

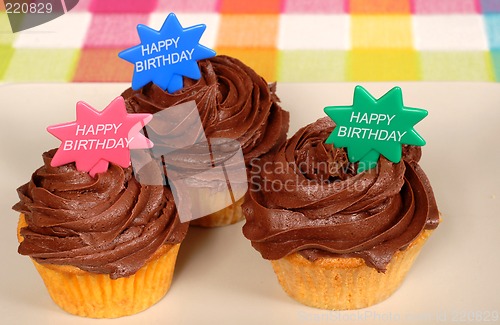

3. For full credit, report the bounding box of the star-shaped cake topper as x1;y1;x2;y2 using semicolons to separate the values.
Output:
47;96;153;177
118;12;216;93
324;86;427;172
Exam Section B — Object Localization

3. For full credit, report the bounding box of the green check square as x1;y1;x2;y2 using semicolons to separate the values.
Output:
3;48;80;82
278;50;347;82
420;51;493;81
490;50;500;81
0;13;16;45
0;45;14;78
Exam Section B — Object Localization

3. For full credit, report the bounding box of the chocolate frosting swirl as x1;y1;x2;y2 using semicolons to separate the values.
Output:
242;117;439;272
122;55;289;165
13;149;188;279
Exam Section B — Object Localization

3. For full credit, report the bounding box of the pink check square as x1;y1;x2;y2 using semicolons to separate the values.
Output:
84;14;148;48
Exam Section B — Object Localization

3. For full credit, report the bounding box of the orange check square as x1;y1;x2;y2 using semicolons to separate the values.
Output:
349;0;411;14
73;48;133;82
219;0;282;14
215;47;278;82
217;14;279;48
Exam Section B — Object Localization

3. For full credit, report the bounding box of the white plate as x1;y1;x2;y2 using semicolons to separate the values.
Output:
1;82;499;325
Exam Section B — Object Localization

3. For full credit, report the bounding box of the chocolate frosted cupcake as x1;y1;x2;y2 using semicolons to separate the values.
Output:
13;149;188;318
243;117;440;310
122;55;289;227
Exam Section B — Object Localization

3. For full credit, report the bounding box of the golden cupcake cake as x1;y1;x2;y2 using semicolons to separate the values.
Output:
243;86;440;310
11;91;191;318
13;149;188;318
116;13;289;227
122;55;289;227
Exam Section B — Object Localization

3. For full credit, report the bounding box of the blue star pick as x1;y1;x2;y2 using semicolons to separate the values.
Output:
118;13;216;93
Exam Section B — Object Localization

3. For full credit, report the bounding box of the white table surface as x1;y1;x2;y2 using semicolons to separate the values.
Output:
0;82;499;324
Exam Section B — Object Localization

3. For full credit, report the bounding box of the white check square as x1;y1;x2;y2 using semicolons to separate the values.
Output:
278;14;350;50
413;15;488;50
13;12;91;48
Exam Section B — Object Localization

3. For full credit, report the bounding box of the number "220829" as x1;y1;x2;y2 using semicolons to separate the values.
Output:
5;2;54;14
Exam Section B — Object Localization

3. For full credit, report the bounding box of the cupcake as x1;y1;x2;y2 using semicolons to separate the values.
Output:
13;149;189;318
122;55;290;227
242;117;440;310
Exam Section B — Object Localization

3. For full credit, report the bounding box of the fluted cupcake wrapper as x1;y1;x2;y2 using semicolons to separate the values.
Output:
270;229;433;310
31;244;179;318
18;215;180;318
190;191;245;228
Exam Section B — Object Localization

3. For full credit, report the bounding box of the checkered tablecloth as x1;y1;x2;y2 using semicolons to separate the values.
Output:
1;0;499;84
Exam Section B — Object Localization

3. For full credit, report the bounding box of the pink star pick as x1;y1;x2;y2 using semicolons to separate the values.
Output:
47;96;153;177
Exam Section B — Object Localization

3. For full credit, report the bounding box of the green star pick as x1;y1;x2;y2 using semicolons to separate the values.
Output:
324;86;427;173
